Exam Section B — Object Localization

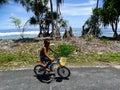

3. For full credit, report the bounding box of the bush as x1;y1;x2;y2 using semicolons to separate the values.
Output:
56;43;75;57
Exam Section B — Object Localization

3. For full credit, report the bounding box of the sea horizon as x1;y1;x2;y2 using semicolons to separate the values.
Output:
0;28;120;40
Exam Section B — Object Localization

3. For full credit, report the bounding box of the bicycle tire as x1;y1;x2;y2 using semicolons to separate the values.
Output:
34;65;46;75
57;66;70;78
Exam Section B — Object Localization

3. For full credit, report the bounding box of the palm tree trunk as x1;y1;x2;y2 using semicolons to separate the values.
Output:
50;0;54;38
95;0;99;37
96;0;99;8
111;23;118;39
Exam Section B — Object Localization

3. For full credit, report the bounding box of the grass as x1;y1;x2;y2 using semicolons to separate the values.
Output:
67;52;120;66
101;38;110;44
0;39;120;70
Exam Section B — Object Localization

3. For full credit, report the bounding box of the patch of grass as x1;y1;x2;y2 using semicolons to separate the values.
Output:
99;53;120;63
102;39;110;44
67;53;99;66
85;35;94;41
67;52;120;66
0;53;17;63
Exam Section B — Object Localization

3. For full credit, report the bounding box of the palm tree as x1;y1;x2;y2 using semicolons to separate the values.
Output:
82;0;101;37
10;16;30;38
56;0;64;23
49;0;64;38
49;0;54;37
10;17;21;29
99;0;120;38
43;11;59;36
96;0;99;8
14;0;49;37
0;0;8;7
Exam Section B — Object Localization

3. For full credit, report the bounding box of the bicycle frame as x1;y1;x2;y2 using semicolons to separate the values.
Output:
48;57;67;71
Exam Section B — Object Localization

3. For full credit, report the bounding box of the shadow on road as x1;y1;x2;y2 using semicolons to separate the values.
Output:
34;73;69;84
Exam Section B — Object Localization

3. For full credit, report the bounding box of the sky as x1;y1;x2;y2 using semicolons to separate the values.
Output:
0;0;103;30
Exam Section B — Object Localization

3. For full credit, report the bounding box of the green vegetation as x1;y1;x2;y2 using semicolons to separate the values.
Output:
1;51;120;66
102;39;110;44
100;53;120;63
56;43;76;57
0;52;35;63
0;39;120;70
68;52;120;66
0;54;17;63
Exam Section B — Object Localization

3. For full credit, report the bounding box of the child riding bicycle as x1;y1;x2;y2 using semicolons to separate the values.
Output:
39;39;59;71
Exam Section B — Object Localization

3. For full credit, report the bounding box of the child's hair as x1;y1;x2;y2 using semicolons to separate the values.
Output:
44;39;50;45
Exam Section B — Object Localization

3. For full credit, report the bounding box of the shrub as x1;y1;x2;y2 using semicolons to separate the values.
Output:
55;43;75;57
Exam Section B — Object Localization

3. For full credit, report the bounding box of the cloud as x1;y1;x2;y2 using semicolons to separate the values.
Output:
61;7;92;16
61;0;96;16
44;0;96;16
10;13;16;17
64;0;96;7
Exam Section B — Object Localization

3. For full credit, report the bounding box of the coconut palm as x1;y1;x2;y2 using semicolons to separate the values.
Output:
82;0;101;37
56;0;64;23
49;0;64;37
43;11;59;36
99;0;120;38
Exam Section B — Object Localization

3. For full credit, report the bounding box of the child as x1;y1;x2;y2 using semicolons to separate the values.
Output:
39;39;59;71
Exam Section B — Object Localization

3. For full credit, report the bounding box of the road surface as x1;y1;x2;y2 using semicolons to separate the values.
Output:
0;67;120;90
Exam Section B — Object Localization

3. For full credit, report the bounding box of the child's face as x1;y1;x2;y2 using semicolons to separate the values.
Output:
47;41;50;46
45;41;50;47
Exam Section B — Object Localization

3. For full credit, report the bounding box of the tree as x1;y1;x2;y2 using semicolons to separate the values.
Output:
0;0;8;7
82;9;101;37
14;0;49;37
99;0;120;38
10;17;21;29
10;16;30;38
14;0;65;38
49;0;64;38
56;0;64;24
82;0;101;37
43;11;59;37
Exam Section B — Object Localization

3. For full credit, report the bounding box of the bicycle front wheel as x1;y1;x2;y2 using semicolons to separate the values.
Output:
57;66;70;78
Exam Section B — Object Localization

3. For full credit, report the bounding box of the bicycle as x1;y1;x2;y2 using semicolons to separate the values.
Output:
34;57;71;78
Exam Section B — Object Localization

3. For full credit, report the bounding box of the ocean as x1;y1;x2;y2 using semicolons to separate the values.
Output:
0;28;120;40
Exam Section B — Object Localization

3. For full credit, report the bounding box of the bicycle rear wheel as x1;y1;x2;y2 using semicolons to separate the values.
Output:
34;65;46;75
57;66;70;78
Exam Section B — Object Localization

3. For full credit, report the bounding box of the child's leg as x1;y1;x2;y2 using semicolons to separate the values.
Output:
40;60;46;66
45;61;52;68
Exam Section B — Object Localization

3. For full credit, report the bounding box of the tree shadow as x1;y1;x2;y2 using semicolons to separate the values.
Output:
13;37;53;43
13;38;40;43
34;73;69;84
99;36;120;41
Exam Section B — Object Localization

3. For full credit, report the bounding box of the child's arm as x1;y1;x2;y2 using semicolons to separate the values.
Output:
49;47;60;54
37;48;40;54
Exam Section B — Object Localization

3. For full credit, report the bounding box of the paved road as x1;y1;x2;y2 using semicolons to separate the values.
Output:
0;67;120;90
